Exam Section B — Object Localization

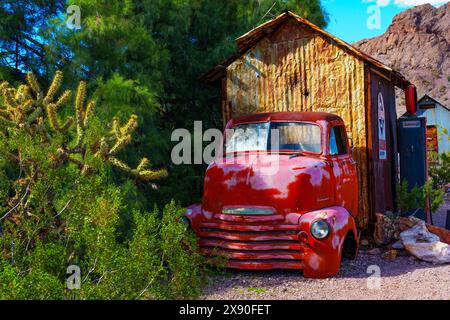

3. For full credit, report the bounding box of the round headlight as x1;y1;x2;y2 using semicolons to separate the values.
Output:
182;216;191;232
310;220;330;240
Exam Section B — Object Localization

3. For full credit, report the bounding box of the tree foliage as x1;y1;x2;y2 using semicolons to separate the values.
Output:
0;0;328;299
0;0;65;80
33;0;326;208
0;72;201;299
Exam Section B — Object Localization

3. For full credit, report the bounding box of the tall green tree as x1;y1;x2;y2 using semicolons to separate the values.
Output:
0;0;65;81
1;0;327;209
131;0;328;205
0;0;328;299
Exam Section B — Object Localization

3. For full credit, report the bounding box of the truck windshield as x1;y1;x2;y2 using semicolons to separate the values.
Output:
226;122;321;154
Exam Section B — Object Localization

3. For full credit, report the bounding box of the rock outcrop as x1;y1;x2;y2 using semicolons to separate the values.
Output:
353;3;450;116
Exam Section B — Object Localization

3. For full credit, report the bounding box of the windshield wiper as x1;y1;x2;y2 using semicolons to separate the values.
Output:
289;151;305;159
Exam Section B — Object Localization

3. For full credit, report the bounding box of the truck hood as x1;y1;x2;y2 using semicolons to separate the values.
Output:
202;153;332;217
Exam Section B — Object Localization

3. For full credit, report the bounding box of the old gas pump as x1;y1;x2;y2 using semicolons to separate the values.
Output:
398;85;430;222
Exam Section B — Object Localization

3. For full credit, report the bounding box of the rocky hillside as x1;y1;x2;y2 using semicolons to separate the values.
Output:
354;3;449;116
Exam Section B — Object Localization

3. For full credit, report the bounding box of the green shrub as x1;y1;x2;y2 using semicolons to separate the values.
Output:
0;190;204;300
397;180;445;216
160;201;205;299
0;72;203;300
429;152;450;190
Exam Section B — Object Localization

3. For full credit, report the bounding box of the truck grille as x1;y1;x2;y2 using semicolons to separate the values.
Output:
198;220;304;270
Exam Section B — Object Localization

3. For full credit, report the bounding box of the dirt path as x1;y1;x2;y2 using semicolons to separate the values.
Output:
201;252;450;300
202;202;450;300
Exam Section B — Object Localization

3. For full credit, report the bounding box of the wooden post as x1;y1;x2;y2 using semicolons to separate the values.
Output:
446;210;450;230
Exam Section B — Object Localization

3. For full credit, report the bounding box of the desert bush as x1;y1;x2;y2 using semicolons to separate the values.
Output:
0;72;203;299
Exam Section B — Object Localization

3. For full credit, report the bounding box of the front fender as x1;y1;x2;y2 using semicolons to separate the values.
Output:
184;204;203;232
299;206;358;278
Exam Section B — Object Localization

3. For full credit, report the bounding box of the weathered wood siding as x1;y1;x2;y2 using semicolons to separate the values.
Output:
224;19;370;227
367;71;399;225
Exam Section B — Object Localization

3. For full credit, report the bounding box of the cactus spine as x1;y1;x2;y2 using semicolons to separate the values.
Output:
0;71;167;182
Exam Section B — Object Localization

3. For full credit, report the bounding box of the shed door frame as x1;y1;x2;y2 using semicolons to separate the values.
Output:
426;125;439;154
366;68;399;227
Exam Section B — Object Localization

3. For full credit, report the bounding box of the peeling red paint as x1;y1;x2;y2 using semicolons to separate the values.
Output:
186;112;359;278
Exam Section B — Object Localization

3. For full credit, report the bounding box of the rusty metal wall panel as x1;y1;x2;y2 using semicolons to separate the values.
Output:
225;21;370;228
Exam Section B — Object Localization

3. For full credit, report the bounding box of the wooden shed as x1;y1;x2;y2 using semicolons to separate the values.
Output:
200;11;412;229
415;95;450;158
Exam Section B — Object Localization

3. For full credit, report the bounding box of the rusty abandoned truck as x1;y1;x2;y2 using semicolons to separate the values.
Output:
184;11;421;278
184;112;359;278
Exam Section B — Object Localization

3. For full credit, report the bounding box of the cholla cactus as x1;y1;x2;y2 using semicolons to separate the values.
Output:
75;80;87;146
44;70;63;104
26;72;42;99
109;156;168;181
0;71;167;182
96;116;168;180
0;71;73;133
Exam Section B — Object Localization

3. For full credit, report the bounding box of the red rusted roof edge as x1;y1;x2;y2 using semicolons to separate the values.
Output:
230;112;343;126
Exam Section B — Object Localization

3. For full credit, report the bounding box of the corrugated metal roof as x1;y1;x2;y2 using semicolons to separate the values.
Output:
200;10;409;88
418;94;450;112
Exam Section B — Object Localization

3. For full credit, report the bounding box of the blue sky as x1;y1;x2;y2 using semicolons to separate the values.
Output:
323;0;448;44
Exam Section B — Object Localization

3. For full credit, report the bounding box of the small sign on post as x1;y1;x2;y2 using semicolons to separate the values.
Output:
378;92;387;160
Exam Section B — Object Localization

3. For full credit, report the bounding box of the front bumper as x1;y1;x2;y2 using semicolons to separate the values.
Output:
199;220;305;270
185;205;358;278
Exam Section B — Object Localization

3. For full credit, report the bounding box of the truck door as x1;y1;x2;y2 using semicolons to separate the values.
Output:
329;125;358;216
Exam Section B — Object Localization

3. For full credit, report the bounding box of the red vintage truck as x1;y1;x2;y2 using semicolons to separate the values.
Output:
184;112;359;278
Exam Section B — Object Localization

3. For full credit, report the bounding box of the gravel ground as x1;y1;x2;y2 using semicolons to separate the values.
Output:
201;252;450;300
201;201;450;300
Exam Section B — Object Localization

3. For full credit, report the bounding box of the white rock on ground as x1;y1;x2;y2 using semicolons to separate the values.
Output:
400;220;450;264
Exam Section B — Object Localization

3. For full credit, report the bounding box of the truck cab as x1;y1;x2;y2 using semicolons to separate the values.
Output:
185;112;359;278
